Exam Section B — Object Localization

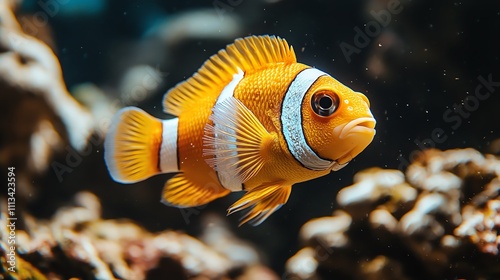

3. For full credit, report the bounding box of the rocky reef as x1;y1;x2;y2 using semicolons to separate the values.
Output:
285;148;500;280
0;192;278;279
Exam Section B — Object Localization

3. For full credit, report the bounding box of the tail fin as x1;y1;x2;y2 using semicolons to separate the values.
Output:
104;107;162;183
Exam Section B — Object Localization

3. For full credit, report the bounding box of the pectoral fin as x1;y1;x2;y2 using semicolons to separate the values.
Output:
228;182;292;226
203;96;275;186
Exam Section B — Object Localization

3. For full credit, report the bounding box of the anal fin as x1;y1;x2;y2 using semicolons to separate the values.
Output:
162;173;230;208
228;182;292;226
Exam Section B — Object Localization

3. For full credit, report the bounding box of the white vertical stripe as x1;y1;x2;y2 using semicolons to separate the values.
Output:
159;118;179;172
213;68;245;191
281;68;335;171
218;68;244;104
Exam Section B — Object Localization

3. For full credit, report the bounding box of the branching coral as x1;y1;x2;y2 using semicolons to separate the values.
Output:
285;148;500;280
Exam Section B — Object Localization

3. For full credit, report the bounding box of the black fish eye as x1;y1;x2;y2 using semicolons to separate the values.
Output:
311;91;339;117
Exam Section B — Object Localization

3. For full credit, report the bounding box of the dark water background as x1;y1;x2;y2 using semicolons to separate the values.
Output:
20;0;500;275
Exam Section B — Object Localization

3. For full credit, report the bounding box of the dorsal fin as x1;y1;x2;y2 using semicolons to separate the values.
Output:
163;35;297;116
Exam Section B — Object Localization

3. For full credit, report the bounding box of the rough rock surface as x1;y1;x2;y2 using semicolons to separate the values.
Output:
285;148;500;280
0;192;278;280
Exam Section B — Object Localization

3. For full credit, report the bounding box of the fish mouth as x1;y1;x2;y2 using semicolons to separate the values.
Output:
333;117;376;139
332;117;376;165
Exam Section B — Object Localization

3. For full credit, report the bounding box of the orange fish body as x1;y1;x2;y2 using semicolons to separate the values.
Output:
105;35;376;225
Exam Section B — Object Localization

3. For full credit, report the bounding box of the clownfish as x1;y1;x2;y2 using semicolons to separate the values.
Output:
104;35;375;226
